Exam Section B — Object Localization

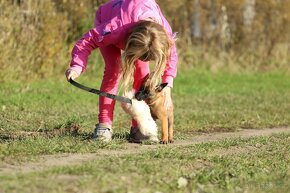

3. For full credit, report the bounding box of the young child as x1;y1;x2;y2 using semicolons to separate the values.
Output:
65;0;178;142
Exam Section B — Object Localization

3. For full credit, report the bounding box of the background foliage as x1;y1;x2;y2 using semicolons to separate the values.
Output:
0;0;289;82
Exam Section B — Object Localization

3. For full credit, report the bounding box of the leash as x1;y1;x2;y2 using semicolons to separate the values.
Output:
69;78;132;104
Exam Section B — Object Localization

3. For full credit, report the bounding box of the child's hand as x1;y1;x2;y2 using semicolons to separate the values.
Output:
65;69;79;81
162;86;173;111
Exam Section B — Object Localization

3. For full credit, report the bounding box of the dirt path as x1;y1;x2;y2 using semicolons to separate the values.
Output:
1;127;289;175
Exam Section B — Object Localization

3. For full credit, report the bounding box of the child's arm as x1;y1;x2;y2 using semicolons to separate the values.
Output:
69;22;122;75
162;41;178;88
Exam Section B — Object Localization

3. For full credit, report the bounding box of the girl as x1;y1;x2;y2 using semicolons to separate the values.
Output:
65;0;178;142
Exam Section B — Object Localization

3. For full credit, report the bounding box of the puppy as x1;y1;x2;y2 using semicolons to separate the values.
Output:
135;80;174;144
121;91;159;143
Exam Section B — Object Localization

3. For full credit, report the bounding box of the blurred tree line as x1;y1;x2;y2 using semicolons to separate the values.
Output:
0;0;289;82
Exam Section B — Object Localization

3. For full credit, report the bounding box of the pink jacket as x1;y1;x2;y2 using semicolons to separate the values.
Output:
70;0;178;87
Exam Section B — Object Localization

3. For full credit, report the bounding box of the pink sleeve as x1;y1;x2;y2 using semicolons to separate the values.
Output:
70;29;100;75
70;21;123;75
162;39;178;88
160;15;178;88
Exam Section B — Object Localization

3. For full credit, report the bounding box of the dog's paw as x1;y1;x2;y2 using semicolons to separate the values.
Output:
169;139;174;143
160;140;168;144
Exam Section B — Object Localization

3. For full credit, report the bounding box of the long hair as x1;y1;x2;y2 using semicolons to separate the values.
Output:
122;20;172;92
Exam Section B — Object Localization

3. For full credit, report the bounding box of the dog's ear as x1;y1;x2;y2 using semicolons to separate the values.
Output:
156;83;168;92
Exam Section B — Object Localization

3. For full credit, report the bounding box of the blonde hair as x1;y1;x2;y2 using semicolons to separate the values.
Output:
122;20;172;92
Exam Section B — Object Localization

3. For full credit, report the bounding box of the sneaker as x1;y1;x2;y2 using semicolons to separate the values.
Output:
129;127;158;143
93;124;113;142
129;127;149;143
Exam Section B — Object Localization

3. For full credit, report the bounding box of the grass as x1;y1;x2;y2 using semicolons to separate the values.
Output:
0;133;289;193
1;70;290;157
1;70;290;133
174;70;290;131
0;69;290;192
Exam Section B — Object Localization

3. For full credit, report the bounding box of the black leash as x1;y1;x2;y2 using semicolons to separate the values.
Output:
69;78;132;104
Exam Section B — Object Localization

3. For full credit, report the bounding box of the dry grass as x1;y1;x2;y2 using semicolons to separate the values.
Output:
0;0;289;82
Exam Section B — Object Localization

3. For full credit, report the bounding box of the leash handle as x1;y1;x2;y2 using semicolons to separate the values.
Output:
69;78;132;104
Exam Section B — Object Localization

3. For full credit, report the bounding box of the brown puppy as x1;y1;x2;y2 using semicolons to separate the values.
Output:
135;79;174;144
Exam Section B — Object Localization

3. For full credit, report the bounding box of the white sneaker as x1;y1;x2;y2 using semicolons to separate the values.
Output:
93;124;113;142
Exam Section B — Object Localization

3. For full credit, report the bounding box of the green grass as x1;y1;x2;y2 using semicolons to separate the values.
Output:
1;70;290;158
174;70;290;132
0;133;289;193
1;70;290;133
1;69;290;192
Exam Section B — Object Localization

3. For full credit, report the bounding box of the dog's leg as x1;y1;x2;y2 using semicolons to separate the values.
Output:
168;110;174;143
160;116;169;144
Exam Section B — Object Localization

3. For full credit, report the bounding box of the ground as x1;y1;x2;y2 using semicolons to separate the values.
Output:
1;70;290;192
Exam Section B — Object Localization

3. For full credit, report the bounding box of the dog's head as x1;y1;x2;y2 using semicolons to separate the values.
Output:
135;82;168;101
